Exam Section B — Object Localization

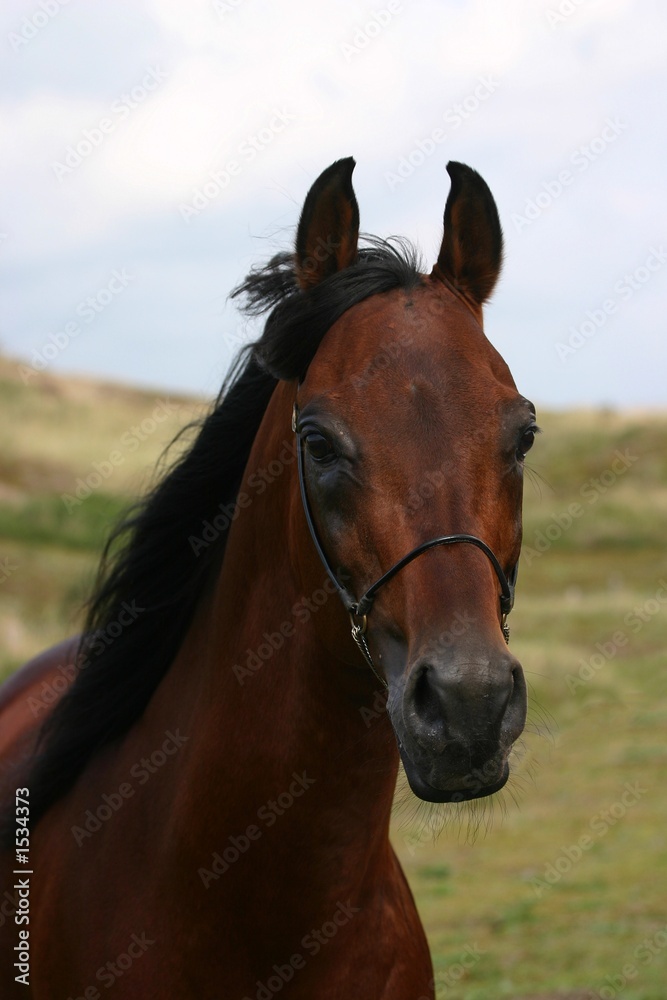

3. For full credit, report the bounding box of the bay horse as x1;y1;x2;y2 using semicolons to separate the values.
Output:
0;158;537;998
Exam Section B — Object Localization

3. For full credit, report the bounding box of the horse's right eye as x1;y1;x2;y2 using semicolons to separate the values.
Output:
305;433;336;464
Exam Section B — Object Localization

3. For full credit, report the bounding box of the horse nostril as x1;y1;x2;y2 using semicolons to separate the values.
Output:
502;664;527;744
412;664;439;727
405;663;452;755
403;657;527;759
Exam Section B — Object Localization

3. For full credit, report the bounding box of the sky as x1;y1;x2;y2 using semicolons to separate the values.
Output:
2;0;666;409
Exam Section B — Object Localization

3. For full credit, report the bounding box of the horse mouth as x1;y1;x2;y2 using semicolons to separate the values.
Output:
398;742;510;803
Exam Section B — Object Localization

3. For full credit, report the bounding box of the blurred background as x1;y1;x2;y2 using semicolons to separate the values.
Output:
2;0;666;406
1;2;666;997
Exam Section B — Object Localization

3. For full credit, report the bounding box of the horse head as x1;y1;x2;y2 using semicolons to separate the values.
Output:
269;158;535;803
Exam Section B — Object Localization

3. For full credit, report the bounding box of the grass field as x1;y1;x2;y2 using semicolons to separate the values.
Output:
1;355;666;998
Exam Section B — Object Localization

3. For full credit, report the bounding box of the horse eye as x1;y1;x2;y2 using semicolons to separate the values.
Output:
517;428;536;460
305;433;336;464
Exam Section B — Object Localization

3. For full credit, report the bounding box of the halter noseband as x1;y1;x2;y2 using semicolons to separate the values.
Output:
293;403;518;687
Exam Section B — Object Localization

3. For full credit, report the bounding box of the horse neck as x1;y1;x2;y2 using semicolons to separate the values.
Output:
152;379;398;905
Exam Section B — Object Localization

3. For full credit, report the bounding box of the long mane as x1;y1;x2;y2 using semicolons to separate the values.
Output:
17;237;422;835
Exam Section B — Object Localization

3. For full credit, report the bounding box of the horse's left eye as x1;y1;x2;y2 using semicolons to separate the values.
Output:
517;428;537;460
305;433;336;464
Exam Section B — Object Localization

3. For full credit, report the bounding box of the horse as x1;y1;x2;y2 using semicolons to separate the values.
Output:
0;158;537;998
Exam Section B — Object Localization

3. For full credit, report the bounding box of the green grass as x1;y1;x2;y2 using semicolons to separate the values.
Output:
0;491;127;551
1;360;666;997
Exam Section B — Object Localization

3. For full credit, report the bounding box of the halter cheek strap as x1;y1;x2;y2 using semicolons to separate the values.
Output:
293;403;518;687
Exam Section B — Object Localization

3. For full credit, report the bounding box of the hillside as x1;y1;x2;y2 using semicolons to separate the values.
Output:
1;356;666;998
0;355;205;671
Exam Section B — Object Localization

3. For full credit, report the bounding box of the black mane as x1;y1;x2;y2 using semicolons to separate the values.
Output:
14;237;422;836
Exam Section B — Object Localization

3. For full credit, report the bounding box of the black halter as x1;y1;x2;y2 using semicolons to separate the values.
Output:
293;403;518;686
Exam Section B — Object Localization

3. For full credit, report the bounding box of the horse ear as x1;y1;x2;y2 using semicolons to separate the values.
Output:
432;161;503;307
295;158;360;290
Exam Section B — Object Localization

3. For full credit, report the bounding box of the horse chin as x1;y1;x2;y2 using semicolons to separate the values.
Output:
398;745;510;803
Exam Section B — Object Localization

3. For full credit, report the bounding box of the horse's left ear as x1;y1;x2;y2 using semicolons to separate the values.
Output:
295;157;360;290
432;161;503;307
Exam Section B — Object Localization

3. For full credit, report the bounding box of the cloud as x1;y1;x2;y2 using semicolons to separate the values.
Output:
1;0;665;405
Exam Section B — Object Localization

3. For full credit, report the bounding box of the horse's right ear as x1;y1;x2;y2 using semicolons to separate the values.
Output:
295;158;360;290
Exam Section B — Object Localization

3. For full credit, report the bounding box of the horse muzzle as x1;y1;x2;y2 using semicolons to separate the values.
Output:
388;651;527;803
